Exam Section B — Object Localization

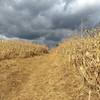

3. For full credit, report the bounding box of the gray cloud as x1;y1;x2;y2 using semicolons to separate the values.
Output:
0;0;100;47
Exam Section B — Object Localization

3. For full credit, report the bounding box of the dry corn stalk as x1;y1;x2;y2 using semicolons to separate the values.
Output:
73;47;100;100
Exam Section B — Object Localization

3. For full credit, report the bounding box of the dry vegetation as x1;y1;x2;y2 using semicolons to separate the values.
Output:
0;40;48;60
0;30;100;100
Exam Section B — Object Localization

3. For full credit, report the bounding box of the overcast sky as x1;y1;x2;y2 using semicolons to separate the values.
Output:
0;0;100;47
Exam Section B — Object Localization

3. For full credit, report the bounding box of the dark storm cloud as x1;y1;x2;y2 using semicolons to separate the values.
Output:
47;0;100;29
0;0;100;47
